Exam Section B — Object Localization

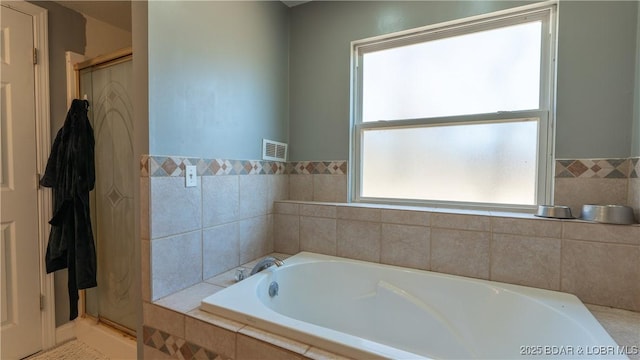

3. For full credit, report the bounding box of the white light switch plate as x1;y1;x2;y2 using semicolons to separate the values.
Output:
185;165;197;187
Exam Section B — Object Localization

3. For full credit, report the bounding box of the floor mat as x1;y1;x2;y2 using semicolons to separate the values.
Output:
26;340;109;360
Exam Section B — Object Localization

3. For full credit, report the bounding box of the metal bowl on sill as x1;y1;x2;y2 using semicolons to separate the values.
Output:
581;205;637;225
535;205;574;219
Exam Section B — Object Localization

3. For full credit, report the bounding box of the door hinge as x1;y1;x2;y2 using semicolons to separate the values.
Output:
33;48;38;65
40;294;45;310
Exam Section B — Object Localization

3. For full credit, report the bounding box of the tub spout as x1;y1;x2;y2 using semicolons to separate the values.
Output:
250;256;284;276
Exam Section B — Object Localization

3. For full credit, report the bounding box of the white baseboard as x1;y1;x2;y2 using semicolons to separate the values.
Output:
55;321;76;344
75;318;137;359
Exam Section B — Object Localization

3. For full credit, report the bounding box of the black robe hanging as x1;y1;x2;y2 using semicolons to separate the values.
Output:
40;99;97;321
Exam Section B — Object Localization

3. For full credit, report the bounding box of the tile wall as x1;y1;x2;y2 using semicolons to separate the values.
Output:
142;156;639;303
631;158;640;219
555;158;640;218
287;161;348;202
273;202;640;312
141;156;289;302
141;155;639;359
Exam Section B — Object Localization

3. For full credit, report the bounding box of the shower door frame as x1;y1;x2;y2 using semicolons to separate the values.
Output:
74;47;135;337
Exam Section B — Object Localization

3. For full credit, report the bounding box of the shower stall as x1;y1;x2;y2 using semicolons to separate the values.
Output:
76;49;136;335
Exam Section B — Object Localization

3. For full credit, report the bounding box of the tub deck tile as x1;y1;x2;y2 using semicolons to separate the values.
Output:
185;316;237;359
204;252;292;287
587;304;640;360
186;308;246;333
156;282;224;313
237;334;305;360
204;266;244;288
239;326;310;356
299;204;337;218
143;302;185;338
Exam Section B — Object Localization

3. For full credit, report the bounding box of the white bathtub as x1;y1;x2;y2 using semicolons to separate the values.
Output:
201;252;624;359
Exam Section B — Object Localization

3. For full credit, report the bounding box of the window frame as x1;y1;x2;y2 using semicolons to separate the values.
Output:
349;2;558;212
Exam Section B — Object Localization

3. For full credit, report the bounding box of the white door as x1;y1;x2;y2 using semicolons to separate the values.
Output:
1;4;43;359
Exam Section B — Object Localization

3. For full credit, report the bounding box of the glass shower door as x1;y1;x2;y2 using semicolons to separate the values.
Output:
80;56;135;333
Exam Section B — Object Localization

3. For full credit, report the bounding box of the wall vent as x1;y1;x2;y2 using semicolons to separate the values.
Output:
262;139;288;162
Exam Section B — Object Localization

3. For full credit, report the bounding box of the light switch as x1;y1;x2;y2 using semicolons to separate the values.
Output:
185;165;197;187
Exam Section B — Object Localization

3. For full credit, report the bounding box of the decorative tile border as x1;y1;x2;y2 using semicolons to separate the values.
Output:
142;155;638;179
141;155;347;177
141;155;286;177
287;161;348;175
143;325;229;360
631;158;639;178
556;159;630;179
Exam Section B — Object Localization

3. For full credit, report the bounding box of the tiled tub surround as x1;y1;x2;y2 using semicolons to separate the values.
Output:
201;252;631;359
628;158;640;219
141;157;348;298
140;156;350;359
141;155;290;302
273;201;640;313
555;158;640;219
143;253;354;360
287;161;348;203
142;156;640;359
142;253;640;360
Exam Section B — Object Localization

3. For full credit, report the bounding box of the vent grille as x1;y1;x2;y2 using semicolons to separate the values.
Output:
262;139;288;161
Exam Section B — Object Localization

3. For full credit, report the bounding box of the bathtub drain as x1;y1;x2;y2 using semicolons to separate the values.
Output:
269;281;279;297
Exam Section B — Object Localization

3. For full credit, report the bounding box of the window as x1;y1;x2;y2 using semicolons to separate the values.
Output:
351;4;557;210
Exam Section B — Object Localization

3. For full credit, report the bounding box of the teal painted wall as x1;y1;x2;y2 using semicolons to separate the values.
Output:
288;1;639;160
146;1;638;159
148;1;289;159
555;1;638;159
28;1;86;142
289;0;532;161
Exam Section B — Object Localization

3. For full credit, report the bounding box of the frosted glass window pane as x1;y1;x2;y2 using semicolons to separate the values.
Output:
361;120;538;205
362;21;542;122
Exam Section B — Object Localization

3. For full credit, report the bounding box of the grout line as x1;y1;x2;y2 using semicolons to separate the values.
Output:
559;221;564;292
200;175;204;284
488;218;493;281
297;213;301;253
